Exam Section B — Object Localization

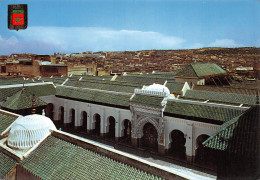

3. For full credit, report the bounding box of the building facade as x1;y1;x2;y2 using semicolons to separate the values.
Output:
38;83;246;168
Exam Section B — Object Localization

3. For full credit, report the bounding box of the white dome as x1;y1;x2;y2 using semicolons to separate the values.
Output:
145;83;170;96
8;114;56;150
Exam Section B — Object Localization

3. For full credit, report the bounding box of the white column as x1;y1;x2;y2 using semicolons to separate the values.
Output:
100;109;106;134
185;122;194;163
54;104;60;121
115;110;121;138
74;102;79;127
64;101;69;123
87;105;92;130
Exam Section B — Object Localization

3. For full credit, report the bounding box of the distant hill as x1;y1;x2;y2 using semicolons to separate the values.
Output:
194;47;260;55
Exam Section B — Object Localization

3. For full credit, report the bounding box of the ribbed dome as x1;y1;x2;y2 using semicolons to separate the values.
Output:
145;83;170;96
8;114;56;150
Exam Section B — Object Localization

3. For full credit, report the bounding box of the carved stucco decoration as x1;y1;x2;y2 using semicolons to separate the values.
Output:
131;115;166;146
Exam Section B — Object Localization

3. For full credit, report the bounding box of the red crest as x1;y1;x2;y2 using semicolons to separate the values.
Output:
12;13;24;26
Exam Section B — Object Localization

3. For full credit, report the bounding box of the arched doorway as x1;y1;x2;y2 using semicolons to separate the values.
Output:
59;106;64;124
45;103;54;120
142;123;158;151
169;130;186;161
93;114;101;136
70;109;75;129
195;134;217;169
81;111;87;130
107;116;116;140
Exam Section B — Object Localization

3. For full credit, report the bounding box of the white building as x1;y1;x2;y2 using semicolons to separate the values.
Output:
0;71;255;170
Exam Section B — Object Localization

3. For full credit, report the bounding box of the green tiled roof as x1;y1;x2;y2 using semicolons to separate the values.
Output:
0;111;17;134
227;105;260;155
184;90;257;105
175;63;226;77
69;75;112;81
0;152;17;178
151;71;178;76
203;116;240;151
36;77;67;85
19;136;162;180
164;100;245;123
115;75;169;85
0;78;36;85
130;95;164;108
193;85;259;95
179;96;245;107
134;73;176;80
65;79;142;93
56;86;131;107
65;78;184;94
0;84;56;102
203;105;260;156
166;82;185;94
1;89;47;110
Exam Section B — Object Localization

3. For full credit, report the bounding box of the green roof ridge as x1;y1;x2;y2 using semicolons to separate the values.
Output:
203;115;241;148
203;105;260;153
0;111;18;134
2;89;47;110
0;151;17;178
19;135;161;179
190;63;199;77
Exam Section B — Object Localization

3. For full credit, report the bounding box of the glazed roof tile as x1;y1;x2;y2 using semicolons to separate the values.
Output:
193;85;259;95
36;77;67;85
203;116;240;151
164;100;245;123
0;84;56;102
0;111;18;134
184;90;257;105
65;79;142;93
166;82;185;94
0;78;36;85
56;86;131;107
114;75;171;85
64;78;184;94
1;89;47;110
130;95;164;108
19;136;162;180
175;63;226;77
203;105;260;156
0;152;17;178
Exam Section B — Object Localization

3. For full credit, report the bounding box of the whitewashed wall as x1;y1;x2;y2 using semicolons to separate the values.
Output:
41;95;220;158
53;97;132;137
164;116;219;157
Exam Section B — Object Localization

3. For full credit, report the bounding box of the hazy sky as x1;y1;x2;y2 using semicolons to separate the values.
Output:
0;0;259;55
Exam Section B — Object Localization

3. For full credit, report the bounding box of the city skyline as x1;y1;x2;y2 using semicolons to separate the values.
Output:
0;0;259;55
